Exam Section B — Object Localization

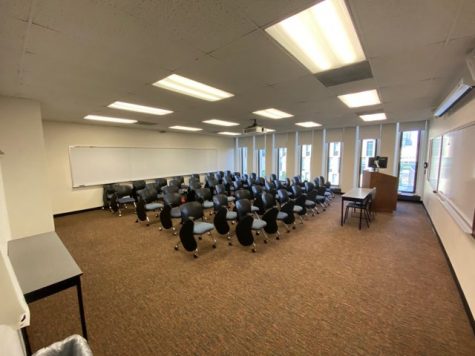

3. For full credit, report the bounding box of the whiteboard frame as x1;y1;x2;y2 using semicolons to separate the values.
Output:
68;145;218;187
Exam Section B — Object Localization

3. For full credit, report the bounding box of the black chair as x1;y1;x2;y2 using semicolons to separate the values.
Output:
195;188;214;215
159;205;176;235
235;215;256;253
270;174;277;182
261;207;280;240
189;180;201;191
162;185;179;195
155;178;168;199
132;180;146;198
175;202;216;257
235;189;260;215
292;185;317;217
135;187;164;225
235;199;268;243
111;184;136;216
102;184;115;211
215;183;235;203
212;194;237;222
213;207;232;245
175;219;199;258
344;195;372;228
163;192;182;219
264;180;276;196
279;201;296;232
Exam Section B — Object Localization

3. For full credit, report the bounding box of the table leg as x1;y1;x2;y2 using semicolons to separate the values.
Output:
359;200;363;230
21;327;32;356
341;198;344;226
76;277;88;339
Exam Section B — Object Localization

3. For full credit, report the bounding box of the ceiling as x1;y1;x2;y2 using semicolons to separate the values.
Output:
1;0;474;134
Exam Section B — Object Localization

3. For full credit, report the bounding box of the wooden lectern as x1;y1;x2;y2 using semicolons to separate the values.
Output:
362;170;398;212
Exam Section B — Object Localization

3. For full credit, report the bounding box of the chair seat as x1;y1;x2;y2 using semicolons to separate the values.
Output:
252;219;267;230
277;211;288;220
227;196;235;202
316;195;325;202
171;206;181;218
293;205;303;213
305;200;316;208
203;200;214;208
145;202;164;210
118;196;135;204
251;206;260;212
193;221;214;235
156;193;164;199
226;211;237;220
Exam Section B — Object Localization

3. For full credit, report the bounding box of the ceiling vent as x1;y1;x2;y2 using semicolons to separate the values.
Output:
434;51;475;117
315;61;373;87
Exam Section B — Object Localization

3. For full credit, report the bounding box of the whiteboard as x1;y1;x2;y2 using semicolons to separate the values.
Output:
69;146;218;187
438;123;475;231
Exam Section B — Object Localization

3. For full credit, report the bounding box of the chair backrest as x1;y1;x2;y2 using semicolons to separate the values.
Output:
270;173;277;181
235;215;254;247
175;176;185;184
215;184;226;195
235;189;251;201
264;180;275;191
292;184;303;197
189;181;201;191
162;185;179;195
180;201;204;221
213;194;228;211
155;178;168;189
179;219;197;252
277;189;289;204
186;189;196;202
195;188;212;202
280;201;295;224
261;192;276;211
169;179;181;188
257;177;265;186
163;192;181;207
136;188;153;203
159;205;173;229
293;176;301;185
262;207;278;234
213;207;230;235
304;181;315;193
251;185;263;196
235;199;251;220
250;172;257;180
132;180;146;191
189;176;200;184
114;184;133;198
233;180;242;190
103;184;115;208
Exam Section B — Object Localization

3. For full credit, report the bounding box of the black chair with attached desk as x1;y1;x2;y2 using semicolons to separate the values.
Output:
236;199;268;243
175;202;216;257
195;188;214;216
213;194;237;222
235;215;257;253
213;207;232;245
111;184;136;216
102;184;115;211
135;186;164;226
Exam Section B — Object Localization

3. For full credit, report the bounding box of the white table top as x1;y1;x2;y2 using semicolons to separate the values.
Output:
8;231;82;295
342;188;374;200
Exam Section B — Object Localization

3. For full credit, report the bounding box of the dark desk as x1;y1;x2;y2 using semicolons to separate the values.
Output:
341;188;374;230
8;232;88;355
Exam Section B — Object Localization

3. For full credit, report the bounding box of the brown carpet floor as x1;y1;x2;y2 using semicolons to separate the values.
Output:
26;198;475;355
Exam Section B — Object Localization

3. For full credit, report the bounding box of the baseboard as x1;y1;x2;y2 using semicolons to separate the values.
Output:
422;202;475;335
54;206;103;218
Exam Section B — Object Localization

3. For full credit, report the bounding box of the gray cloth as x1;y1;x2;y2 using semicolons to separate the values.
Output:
33;335;93;356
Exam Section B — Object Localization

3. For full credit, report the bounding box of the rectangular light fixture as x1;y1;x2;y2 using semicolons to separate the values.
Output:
359;113;387;122
203;119;239;127
108;101;173;116
153;74;234;101
84;115;137;124
253;108;293;119
266;0;366;74
295;121;322;128
338;89;381;108
218;131;241;136
169;125;202;132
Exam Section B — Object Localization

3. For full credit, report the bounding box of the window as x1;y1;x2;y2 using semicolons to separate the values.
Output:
327;142;342;186
398;130;420;193
277;147;287;180
257;149;266;178
240;147;247;174
359;138;377;186
299;145;312;181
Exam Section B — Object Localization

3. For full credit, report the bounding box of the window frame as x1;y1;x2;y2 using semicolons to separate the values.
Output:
397;130;421;194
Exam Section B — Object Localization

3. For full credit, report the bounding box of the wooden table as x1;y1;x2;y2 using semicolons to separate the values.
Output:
341;188;374;230
8;231;87;355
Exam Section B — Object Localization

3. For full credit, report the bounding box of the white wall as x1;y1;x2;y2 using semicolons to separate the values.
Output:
0;97;54;239
423;97;475;320
43;121;235;214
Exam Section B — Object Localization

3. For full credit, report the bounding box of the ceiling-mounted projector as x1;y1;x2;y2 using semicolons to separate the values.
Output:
434;50;475;117
242;119;273;134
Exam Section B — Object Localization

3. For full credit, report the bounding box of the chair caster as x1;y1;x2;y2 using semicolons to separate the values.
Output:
173;232;177;236
146;223;150;227
264;239;268;244
174;245;179;251
256;231;260;235
193;253;198;258
252;248;256;253
135;219;138;223
159;227;162;231
276;235;280;240
198;236;202;240
228;242;233;246
212;244;216;249
292;226;296;230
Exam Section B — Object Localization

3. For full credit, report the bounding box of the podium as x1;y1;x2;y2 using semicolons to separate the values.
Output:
362;170;398;212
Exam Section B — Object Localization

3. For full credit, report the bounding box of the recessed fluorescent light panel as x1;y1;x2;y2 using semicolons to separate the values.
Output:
253;108;293;119
108;101;173;116
84;115;137;124
295;121;322;128
338;89;381;108
153;74;234;101
203;119;239;127
218;132;241;136
169;125;202;131
359;113;387;122
266;0;366;74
